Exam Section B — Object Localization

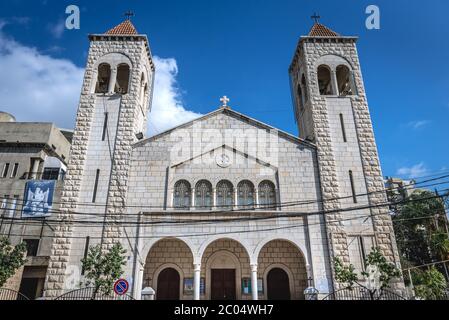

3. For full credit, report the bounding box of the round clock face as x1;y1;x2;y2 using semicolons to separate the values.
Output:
216;153;231;168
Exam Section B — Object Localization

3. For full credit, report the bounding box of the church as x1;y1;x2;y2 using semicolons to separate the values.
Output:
43;18;404;300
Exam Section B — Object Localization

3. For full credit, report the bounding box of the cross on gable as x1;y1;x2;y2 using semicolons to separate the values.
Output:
220;96;230;108
311;13;321;23
124;11;135;20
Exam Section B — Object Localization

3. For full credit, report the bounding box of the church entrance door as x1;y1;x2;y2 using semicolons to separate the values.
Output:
211;269;236;300
157;268;180;300
267;268;291;300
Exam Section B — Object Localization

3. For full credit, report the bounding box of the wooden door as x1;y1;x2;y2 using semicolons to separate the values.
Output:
211;269;236;300
157;268;180;300
267;268;291;300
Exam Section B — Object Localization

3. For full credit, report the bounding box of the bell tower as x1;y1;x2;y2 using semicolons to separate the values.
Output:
289;19;404;292
44;19;155;297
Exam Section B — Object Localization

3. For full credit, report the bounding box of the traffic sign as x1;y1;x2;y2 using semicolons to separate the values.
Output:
114;279;129;296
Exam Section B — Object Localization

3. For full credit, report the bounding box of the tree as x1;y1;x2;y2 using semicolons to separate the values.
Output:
81;242;127;299
392;190;449;282
334;247;401;299
0;237;27;288
413;267;447;300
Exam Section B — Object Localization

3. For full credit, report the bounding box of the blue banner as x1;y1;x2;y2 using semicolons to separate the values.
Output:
22;180;55;218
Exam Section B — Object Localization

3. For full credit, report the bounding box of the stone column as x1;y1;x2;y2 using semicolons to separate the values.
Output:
331;70;339;96
193;263;201;300
234;189;238;210
212;188;217;209
255;189;259;209
134;266;144;300
108;68;117;94
250;264;258;300
191;188;195;208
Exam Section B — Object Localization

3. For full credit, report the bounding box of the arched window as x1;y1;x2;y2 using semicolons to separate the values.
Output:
258;180;277;209
95;63;111;93
336;65;355;96
237;180;255;209
216;180;234;209
317;65;333;95
297;84;304;111
195;180;212;209
115;63;130;94
173;180;191;210
301;74;308;102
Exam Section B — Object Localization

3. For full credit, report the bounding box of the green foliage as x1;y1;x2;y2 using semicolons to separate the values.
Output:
361;248;401;290
392;190;449;267
81;242;127;298
0;237;27;288
334;247;401;293
413;267;447;300
334;257;358;287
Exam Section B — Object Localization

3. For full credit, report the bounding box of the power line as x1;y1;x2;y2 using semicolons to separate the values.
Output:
2;188;448;235
2;173;448;219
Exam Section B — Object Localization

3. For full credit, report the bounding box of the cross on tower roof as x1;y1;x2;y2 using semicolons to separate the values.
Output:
311;13;321;24
124;11;135;20
220;96;230;108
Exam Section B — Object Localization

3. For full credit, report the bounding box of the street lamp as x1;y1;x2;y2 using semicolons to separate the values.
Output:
304;278;319;300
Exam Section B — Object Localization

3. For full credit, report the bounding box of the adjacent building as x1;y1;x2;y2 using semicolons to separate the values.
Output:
0;111;71;299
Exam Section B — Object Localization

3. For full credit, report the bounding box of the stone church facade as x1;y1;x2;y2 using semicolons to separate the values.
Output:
43;19;404;300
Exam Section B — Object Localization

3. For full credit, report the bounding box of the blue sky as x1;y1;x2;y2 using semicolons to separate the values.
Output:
0;0;448;180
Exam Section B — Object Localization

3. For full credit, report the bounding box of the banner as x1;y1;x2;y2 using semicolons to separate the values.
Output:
22;180;55;218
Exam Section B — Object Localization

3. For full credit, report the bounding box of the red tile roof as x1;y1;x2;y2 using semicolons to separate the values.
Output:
105;20;138;35
308;23;340;37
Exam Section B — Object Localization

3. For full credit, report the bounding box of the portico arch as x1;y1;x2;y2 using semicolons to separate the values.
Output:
256;239;308;300
200;238;251;300
142;238;195;300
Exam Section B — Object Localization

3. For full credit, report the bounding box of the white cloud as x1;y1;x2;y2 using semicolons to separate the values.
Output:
47;19;65;39
407;120;431;130
396;163;429;178
0;28;84;129
148;57;202;136
0;27;201;135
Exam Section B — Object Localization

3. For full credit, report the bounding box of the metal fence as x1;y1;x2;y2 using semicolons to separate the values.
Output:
55;287;134;301
322;286;406;300
0;288;30;300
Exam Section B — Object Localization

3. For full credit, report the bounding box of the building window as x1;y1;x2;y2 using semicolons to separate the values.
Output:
297;84;304;111
2;163;10;178
339;113;347;143
317;65;333;95
195;180;212;209
301;74;308;102
115;63;130;94
102;112;109;141
349;170;357;203
92;169;100;203
10;163;19;178
336;65;356;96
42;168;61;180
237;180;255;209
348;236;375;274
216;180;234;210
258;181;277;209
1;195;9;216
173;180;191;210
95;63;111;94
23;239;40;257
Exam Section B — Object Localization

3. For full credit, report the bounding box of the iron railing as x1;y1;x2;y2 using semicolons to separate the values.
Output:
322;286;406;301
55;287;134;301
0;288;30;300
